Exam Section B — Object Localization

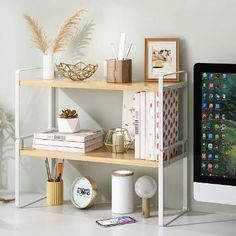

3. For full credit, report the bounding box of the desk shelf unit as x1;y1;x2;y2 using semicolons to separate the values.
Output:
15;68;188;227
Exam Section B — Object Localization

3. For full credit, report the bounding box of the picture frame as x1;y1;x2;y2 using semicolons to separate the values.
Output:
144;38;179;82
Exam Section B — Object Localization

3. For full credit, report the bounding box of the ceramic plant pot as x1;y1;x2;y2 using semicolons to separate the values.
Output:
57;117;80;133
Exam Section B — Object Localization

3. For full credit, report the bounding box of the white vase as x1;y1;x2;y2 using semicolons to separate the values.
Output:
57;117;80;133
43;54;54;80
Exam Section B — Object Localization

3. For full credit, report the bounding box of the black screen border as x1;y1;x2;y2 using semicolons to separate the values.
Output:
194;63;236;186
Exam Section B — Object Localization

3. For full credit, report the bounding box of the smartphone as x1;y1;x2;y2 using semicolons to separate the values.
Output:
96;216;137;227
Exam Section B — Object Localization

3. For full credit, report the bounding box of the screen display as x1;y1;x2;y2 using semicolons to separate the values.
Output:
201;72;236;180
96;216;136;227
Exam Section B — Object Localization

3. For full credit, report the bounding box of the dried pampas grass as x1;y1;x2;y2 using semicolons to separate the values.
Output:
52;8;86;53
23;8;86;54
23;13;49;53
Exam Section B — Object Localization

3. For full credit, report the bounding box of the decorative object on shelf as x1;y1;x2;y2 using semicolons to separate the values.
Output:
135;176;157;218
45;158;64;206
71;176;97;209
112;170;134;214
145;38;179;82
23;8;86;80
106;59;132;83
104;128;132;154
46;180;63;206
57;109;80;133
56;62;98;81
106;32;132;83
43;54;54;80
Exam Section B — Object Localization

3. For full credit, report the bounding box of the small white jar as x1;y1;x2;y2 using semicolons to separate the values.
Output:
112;170;134;214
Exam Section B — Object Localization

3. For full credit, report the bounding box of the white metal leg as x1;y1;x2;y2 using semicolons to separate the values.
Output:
15;68;43;208
158;74;164;226
158;71;188;226
48;87;56;176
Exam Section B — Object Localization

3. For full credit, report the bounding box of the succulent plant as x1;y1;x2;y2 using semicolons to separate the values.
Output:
59;109;78;119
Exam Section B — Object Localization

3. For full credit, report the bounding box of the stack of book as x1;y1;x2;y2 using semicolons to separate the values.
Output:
33;130;103;153
124;90;179;161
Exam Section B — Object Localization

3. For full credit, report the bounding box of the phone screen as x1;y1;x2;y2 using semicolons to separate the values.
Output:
96;216;136;227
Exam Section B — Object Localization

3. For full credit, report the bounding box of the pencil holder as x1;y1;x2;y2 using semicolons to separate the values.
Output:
107;59;132;83
46;180;63;206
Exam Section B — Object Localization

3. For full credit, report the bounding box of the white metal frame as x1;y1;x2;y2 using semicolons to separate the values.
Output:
15;67;55;207
15;68;188;226
158;71;188;226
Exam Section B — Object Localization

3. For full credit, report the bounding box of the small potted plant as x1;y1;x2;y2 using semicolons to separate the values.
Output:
57;109;80;133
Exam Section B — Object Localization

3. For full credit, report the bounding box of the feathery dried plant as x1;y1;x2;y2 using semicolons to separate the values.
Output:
23;13;49;53
52;8;86;53
23;8;86;54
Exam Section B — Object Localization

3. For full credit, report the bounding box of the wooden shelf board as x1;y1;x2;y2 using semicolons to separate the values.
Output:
20;147;158;168
19;79;180;92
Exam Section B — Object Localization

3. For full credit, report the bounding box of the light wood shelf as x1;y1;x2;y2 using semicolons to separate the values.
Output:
20;147;158;168
19;78;181;92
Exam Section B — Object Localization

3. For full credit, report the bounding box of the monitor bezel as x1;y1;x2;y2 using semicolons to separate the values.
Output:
194;63;236;186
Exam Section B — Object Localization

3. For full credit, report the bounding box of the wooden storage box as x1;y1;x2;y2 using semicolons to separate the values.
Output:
46;180;63;206
107;59;132;83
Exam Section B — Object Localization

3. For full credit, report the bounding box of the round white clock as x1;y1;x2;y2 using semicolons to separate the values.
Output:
71;177;97;209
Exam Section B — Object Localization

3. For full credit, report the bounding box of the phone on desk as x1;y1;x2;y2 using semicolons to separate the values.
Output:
96;216;137;227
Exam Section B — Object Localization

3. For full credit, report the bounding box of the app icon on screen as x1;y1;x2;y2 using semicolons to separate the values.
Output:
215;83;220;90
214;164;219;170
209;93;214;99
208;162;213;169
215;103;220;109
215;93;221;100
215;154;219;159
208;143;213;150
202;152;207;159
209;103;214;109
202;113;207;119
215;113;220;119
222;94;226;99
208;153;213;159
215;134;220;140
202;103;207;109
209;83;214;89
208;134;213;139
201;162;207;169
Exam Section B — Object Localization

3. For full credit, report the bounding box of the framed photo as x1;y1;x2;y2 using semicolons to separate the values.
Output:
145;38;179;82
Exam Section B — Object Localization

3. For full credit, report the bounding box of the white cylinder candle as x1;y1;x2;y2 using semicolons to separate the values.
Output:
112;129;124;153
43;54;54;80
112;170;134;214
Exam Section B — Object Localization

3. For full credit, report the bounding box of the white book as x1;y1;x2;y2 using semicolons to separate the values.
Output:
34;130;103;143
145;92;156;160
122;91;135;149
134;92;140;159
32;140;103;153
33;136;103;148
156;93;159;161
150;92;156;161
140;92;146;160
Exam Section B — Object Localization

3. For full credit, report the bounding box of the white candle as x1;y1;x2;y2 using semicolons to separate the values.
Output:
112;129;124;153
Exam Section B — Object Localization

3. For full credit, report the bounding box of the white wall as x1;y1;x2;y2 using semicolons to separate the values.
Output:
1;0;236;213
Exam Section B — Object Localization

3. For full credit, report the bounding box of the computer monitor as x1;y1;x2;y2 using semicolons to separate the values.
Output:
194;63;236;205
